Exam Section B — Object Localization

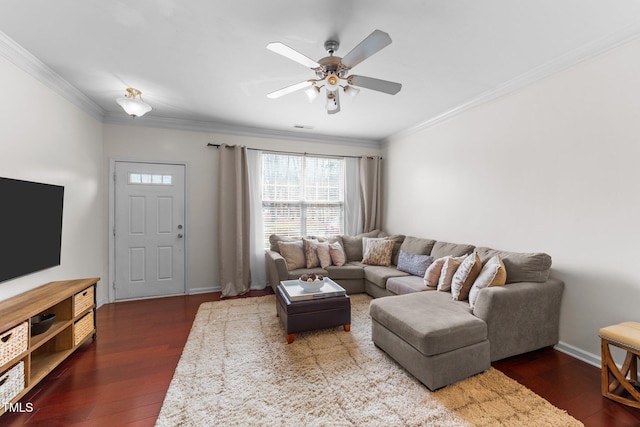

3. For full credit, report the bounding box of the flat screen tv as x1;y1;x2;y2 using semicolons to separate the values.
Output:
0;177;64;283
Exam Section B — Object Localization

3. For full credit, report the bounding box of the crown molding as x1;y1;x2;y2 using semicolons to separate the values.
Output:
103;112;381;149
383;21;640;145
0;30;105;121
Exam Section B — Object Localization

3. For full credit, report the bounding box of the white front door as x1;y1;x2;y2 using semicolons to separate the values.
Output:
114;161;186;300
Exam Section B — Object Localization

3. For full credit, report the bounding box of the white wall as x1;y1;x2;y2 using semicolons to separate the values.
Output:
0;56;105;302
382;37;640;362
103;124;380;294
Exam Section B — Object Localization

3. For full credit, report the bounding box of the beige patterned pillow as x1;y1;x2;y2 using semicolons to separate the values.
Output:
437;255;467;291
362;238;394;266
469;256;507;308
316;242;332;269
303;238;320;268
278;241;305;270
451;252;482;301
423;256;448;287
329;241;346;266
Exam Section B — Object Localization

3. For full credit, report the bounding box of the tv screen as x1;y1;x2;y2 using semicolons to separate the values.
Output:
0;177;64;283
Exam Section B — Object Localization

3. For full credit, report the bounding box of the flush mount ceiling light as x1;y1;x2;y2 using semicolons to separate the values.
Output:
266;30;401;114
116;87;152;118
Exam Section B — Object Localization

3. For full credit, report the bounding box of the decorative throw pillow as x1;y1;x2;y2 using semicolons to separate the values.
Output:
469;256;507;308
278;241;305;270
316;242;332;269
362;237;386;253
451;252;482;301
362;239;394;266
303;238;320;268
437;255;467;292
397;250;433;277
328;241;346;266
423;257;449;287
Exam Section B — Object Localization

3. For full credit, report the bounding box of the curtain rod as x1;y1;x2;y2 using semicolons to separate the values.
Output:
206;143;380;160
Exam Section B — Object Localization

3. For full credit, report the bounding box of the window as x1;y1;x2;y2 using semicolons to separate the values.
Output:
262;153;344;248
129;173;173;185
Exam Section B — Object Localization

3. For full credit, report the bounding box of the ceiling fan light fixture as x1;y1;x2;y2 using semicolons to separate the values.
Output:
116;87;152;118
343;85;360;99
325;92;338;111
325;74;340;91
305;86;320;103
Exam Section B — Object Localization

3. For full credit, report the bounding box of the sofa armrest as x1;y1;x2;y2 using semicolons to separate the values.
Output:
472;278;564;361
265;250;289;292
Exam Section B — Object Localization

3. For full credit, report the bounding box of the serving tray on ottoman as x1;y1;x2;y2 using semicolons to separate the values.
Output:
276;279;351;344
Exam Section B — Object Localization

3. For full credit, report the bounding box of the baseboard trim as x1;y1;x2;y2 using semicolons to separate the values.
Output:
554;341;601;368
189;286;219;295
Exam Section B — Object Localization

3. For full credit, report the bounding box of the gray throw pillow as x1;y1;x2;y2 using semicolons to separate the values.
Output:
396;250;433;277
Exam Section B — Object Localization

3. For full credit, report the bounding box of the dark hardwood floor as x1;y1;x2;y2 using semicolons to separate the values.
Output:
2;289;639;426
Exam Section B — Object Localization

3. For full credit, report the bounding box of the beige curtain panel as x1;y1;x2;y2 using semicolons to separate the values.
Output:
360;155;382;232
217;144;251;297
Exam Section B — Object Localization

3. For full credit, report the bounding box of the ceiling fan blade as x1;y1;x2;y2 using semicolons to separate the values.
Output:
341;30;392;69
348;75;402;95
266;81;313;99
267;42;320;69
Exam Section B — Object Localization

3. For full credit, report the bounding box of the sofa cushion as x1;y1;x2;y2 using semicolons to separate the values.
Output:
324;264;365;280
369;291;486;356
364;266;409;289
341;230;382;262
437;255;466;291
468;255;506;308
451;252;482;301
397;250;433;277
475;247;551;283
278;241;306;270
386;275;431;295
399;236;436;256
362;238;394;266
431;241;475;259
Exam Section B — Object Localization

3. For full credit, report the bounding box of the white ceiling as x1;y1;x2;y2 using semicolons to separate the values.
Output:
1;1;640;144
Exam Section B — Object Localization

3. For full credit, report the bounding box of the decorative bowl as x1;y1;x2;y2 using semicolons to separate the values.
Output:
31;313;56;336
299;279;324;292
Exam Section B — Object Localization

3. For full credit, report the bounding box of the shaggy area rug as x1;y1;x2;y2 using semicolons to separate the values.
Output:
156;294;582;427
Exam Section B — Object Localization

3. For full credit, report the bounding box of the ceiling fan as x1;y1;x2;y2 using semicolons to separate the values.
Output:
266;30;402;114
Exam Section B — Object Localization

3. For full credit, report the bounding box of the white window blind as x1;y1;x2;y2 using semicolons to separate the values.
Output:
262;153;344;248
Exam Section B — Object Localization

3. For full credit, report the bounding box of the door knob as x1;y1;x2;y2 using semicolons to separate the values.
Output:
177;233;184;239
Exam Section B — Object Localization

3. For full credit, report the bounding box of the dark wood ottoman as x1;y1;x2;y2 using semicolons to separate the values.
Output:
276;285;351;344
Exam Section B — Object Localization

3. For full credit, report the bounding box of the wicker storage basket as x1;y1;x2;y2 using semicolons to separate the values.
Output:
0;322;28;367
74;311;94;346
73;286;94;317
0;361;25;405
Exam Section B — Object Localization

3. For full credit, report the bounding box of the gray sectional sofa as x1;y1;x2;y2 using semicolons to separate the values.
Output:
265;230;564;390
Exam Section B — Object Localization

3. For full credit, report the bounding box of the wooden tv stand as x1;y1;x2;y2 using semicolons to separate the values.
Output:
0;277;99;415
